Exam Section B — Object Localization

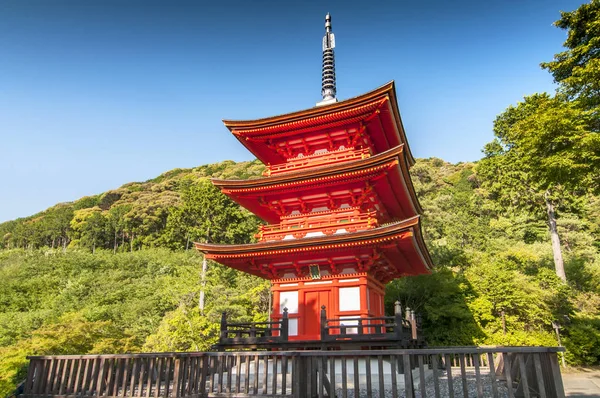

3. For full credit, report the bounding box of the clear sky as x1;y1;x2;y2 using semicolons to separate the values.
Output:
0;0;585;222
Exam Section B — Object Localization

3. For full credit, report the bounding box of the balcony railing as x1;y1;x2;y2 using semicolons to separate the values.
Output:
217;309;289;349
256;210;378;241
215;303;419;351
264;148;371;176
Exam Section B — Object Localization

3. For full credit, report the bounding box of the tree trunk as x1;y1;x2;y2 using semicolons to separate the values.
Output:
130;232;134;252
199;255;208;314
545;191;566;282
92;239;96;255
199;226;211;314
114;229;118;254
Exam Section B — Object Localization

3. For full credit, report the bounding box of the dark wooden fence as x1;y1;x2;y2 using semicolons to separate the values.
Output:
320;303;423;347
216;302;422;350
20;347;565;398
217;309;289;349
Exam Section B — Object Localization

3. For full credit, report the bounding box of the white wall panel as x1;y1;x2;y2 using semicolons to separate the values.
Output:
339;287;360;311
280;291;298;314
288;318;298;336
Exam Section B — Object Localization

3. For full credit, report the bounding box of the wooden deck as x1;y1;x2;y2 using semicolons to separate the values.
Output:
20;346;565;398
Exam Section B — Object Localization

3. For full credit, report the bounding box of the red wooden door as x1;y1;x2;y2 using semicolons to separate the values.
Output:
303;290;330;340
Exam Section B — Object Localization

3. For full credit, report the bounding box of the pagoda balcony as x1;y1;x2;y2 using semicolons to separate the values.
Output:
263;147;372;176
255;208;378;241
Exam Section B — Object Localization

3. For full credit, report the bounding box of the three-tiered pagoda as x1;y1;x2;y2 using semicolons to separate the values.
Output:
196;14;432;343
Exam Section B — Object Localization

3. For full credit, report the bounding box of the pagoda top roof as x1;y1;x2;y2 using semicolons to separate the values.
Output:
223;81;415;167
195;216;433;280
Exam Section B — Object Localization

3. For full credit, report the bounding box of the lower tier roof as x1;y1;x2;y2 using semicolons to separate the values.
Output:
195;216;432;283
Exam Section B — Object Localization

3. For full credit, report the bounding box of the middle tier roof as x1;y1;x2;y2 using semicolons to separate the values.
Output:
195;215;432;282
213;145;421;224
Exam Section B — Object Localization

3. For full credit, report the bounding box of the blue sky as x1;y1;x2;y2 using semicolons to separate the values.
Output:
0;0;585;222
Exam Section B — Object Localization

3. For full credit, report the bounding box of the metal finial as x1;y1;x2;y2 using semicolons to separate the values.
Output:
317;13;337;106
325;13;332;32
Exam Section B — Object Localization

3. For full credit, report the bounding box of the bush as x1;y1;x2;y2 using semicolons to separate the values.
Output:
564;318;600;365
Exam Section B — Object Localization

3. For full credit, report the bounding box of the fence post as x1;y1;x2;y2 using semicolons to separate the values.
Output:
281;307;289;341
172;358;181;398
24;359;36;395
548;352;566;398
293;356;309;398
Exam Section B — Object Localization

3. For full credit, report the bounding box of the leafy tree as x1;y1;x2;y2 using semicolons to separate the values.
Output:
108;204;131;253
50;205;75;251
142;307;219;352
478;94;599;281
165;178;259;249
386;269;484;345
541;0;600;118
70;208;106;253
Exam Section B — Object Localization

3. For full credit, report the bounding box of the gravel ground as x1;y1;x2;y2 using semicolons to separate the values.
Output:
333;369;510;398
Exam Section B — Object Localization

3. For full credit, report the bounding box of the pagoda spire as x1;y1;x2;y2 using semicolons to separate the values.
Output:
317;13;337;106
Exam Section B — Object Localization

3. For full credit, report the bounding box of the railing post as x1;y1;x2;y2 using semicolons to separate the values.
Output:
358;318;363;335
281;307;289;341
320;305;327;340
395;308;403;340
394;300;402;316
410;310;417;340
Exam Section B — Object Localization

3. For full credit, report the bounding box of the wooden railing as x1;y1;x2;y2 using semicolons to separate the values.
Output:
320;302;424;347
256;210;378;241
21;347;566;397
215;303;420;350
264;148;371;176
215;310;289;350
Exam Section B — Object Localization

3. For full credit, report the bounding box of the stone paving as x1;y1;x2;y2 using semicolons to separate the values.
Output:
563;369;600;398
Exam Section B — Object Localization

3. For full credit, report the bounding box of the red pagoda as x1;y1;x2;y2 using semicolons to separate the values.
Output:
195;14;432;344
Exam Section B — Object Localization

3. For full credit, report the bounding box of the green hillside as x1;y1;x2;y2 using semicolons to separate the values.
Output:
1;157;598;395
0;159;266;253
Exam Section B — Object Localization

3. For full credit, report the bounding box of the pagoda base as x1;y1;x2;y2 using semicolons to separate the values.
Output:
271;272;386;341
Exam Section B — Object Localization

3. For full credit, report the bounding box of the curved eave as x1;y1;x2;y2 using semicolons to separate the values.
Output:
210;145;422;223
212;145;413;195
195;216;419;255
223;81;415;166
194;216;433;278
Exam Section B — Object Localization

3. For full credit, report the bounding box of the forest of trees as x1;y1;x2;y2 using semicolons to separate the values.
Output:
0;1;599;395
